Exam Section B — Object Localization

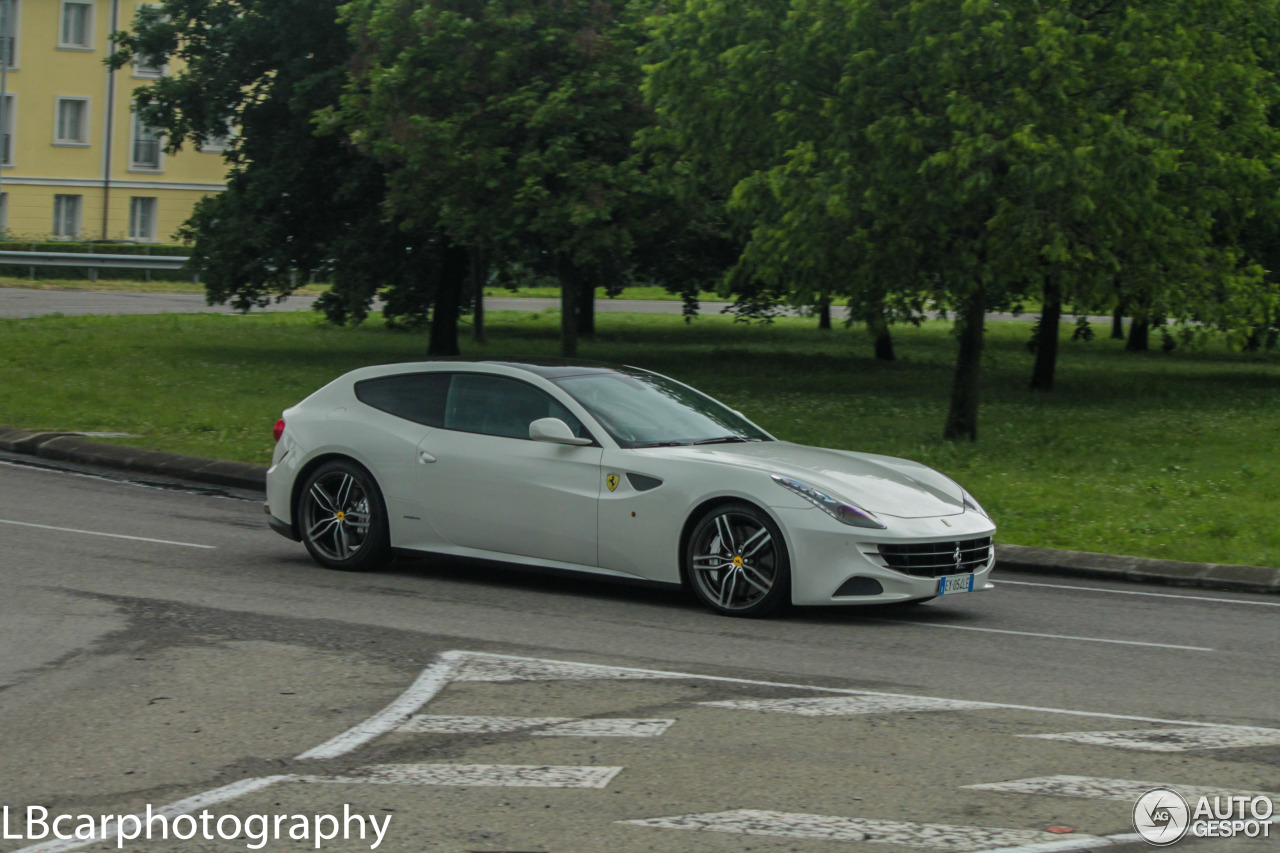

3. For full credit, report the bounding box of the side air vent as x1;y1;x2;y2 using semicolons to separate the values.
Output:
626;473;663;492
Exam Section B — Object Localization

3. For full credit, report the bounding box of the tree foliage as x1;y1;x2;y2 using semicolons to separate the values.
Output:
645;0;1280;438
111;0;465;353
336;0;654;356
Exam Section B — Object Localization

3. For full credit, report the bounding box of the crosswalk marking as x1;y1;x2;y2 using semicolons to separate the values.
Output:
701;695;990;716
453;656;687;682
399;714;674;737
1021;726;1280;752
964;775;1280;808
619;809;1099;850
301;763;623;788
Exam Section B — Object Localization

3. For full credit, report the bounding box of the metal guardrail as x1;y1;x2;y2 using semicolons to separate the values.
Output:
0;249;194;281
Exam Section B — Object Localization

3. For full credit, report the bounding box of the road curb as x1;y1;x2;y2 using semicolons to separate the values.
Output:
0;427;266;490
2;426;1277;596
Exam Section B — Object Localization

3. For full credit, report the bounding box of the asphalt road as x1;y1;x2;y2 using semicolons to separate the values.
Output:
0;456;1275;852
0;286;1112;325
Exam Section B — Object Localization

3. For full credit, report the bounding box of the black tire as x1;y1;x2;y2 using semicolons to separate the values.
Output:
296;459;391;572
685;502;790;617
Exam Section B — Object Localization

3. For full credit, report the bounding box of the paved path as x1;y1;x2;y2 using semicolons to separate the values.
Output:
0;286;1113;325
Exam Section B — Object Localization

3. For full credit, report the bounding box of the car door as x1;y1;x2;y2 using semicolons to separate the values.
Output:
416;372;603;567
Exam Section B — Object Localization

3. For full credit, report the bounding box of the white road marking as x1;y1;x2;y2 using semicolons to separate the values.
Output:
12;775;294;853
0;517;216;549
702;695;990;715
302;763;622;788
453;656;688;682
965;833;1143;853
295;651;465;760
963;775;1280;808
462;652;1276;732
400;714;675;737
1022;726;1280;752
867;617;1213;652
997;579;1280;607
618;809;1096;850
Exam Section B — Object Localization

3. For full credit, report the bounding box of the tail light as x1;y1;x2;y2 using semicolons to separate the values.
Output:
273;419;286;443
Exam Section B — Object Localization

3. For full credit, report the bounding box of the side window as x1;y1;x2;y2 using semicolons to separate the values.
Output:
444;373;588;440
354;372;451;427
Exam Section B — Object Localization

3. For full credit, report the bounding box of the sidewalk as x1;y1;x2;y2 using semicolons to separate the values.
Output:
2;426;1276;596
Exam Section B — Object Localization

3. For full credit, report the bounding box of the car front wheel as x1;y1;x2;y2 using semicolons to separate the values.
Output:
297;459;390;572
686;502;790;617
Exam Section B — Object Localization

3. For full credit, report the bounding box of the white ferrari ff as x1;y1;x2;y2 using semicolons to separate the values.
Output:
266;359;996;616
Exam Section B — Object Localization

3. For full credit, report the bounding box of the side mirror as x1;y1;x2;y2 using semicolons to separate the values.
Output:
529;417;593;446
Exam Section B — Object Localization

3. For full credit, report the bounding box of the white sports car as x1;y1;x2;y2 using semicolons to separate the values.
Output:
266;359;996;616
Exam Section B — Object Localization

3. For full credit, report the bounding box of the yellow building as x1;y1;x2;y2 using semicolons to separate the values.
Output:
0;0;227;244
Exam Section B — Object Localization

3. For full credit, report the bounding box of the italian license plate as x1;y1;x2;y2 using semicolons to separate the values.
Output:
937;573;975;595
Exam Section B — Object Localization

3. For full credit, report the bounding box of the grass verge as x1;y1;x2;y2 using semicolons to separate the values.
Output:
2;309;1277;568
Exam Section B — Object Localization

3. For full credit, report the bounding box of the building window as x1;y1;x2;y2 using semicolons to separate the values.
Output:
200;122;234;153
54;194;82;239
130;111;161;169
132;4;164;77
59;1;93;50
0;94;13;165
129;197;157;241
55;97;90;145
0;192;8;232
0;0;20;69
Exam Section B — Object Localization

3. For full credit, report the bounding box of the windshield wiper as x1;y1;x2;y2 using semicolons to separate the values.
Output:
631;440;694;448
691;435;761;445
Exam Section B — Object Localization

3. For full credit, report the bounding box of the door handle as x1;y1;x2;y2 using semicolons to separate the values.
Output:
419;451;436;463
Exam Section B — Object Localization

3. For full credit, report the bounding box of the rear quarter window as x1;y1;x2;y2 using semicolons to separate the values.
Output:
354;373;451;427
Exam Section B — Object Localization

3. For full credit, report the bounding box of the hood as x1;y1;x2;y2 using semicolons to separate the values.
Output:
648;441;965;518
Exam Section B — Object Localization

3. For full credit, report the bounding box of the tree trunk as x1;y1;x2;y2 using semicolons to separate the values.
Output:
1110;302;1125;340
943;288;985;441
427;242;468;357
576;274;595;338
1029;277;1061;391
866;304;895;361
817;294;831;330
470;247;486;344
1126;313;1150;352
558;259;579;358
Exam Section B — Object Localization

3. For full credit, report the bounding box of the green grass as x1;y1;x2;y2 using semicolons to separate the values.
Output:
2;308;1278;568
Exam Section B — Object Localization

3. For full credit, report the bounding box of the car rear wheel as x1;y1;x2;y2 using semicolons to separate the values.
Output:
687;502;790;617
297;460;390;572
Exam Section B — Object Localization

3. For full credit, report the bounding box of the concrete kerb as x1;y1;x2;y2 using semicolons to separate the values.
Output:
1;426;1276;596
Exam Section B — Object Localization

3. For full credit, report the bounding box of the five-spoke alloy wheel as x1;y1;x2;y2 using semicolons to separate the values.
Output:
686;502;790;617
297;459;390;571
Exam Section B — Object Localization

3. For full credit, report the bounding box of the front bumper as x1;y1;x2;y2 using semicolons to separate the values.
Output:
776;506;997;606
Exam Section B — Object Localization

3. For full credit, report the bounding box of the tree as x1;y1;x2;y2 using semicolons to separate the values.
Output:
645;0;1278;438
111;0;468;355
337;0;652;358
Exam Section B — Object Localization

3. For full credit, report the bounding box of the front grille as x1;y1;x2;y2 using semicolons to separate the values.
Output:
878;537;992;578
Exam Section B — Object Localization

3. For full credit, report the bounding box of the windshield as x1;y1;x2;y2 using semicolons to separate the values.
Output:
554;371;772;448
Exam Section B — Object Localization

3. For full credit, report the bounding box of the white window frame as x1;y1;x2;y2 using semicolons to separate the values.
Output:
0;0;22;70
54;96;90;146
53;194;82;240
128;196;157;241
129;109;163;171
199;121;235;154
0;93;14;166
0;192;8;232
131;3;165;78
58;0;94;51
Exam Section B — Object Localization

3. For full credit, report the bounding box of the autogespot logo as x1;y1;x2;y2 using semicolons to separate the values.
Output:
1134;787;1190;846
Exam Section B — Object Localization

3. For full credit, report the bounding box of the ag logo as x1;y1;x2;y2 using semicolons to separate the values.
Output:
605;473;620;492
1133;787;1190;846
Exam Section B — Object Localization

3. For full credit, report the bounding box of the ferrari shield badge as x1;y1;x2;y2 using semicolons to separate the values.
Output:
606;473;620;492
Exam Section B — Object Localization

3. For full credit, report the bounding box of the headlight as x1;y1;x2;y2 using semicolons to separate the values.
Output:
961;488;990;519
772;475;885;529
